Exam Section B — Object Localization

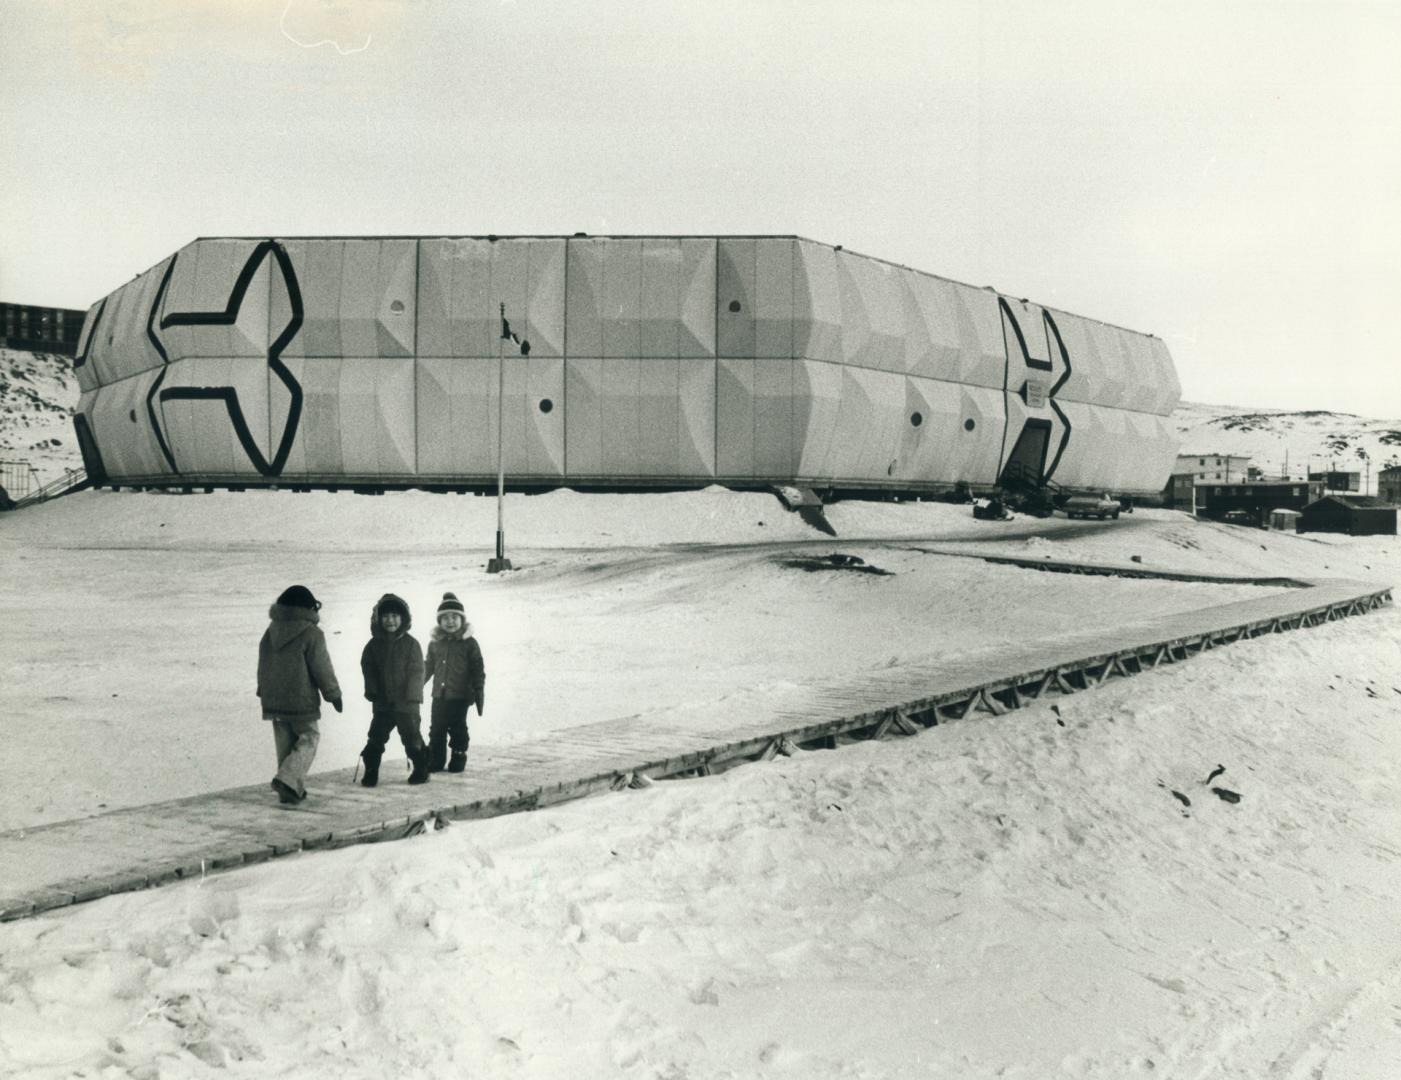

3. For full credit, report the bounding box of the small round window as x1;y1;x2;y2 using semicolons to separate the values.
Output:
964;418;976;432
910;412;923;428
539;398;554;414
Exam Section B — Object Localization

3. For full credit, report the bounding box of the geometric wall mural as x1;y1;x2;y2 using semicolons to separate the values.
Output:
73;235;1182;496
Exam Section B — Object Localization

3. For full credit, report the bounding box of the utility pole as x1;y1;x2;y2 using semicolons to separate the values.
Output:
488;302;531;574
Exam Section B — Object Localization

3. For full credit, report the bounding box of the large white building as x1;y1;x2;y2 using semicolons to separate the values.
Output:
71;235;1182;496
1173;453;1252;483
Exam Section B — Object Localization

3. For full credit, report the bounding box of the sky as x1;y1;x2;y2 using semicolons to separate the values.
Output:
2;0;1398;416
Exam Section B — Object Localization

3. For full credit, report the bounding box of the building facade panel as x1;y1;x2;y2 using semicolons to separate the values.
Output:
415;357;494;477
792;241;843;365
417;239;493;358
74;301;105;393
754;238;794;360
678;239;717;358
639;241;682;358
90;261;170;386
715;357;756;477
601;239;644;359
716;239;757;359
837;251;907;372
82;369;177;481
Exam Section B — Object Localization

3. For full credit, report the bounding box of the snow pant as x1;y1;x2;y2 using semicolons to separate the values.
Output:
428;699;471;770
364;707;425;757
364;707;425;753
271;716;320;798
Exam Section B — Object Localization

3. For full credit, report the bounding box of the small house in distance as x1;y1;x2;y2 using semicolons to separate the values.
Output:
1379;465;1401;504
1299;495;1398;536
1268;508;1301;532
1308;470;1361;493
1194;479;1323;526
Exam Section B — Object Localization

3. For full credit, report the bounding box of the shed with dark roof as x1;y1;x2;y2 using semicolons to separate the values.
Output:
1299;495;1397;536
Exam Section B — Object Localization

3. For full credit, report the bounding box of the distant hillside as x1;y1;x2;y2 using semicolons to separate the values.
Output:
1171;401;1401;490
0;347;80;485
2;352;1397;494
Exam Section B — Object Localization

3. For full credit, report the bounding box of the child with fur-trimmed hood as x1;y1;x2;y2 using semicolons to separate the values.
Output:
257;585;342;805
423;592;485;772
358;592;430;787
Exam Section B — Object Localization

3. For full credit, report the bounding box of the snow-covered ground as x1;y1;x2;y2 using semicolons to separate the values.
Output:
2;486;1401;1078
0;488;1296;833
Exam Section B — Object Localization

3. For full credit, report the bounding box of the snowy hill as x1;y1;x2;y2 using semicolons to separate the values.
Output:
0;347;80;487
1172;400;1401;488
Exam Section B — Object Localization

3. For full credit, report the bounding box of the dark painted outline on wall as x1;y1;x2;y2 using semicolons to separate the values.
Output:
143;241;304;477
144;259;180;470
998;298;1053;373
72;298;106;370
1000;303;1075;485
72;412;108;485
1042;312;1073;480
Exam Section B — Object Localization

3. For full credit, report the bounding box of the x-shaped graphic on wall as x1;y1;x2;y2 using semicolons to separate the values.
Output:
144;240;305;477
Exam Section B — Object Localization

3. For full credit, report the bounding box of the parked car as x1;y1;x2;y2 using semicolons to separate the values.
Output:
1063;493;1121;520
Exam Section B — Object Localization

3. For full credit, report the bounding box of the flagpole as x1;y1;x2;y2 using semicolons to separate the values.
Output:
488;302;513;573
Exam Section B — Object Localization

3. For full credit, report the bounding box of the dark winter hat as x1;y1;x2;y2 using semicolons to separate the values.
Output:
376;594;409;620
437;592;465;619
276;585;321;611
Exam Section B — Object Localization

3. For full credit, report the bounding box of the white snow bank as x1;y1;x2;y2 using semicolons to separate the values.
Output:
2;608;1399;1078
1;488;1399;1078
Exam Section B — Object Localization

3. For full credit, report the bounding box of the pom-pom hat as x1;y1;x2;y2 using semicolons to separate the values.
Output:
437;592;465;619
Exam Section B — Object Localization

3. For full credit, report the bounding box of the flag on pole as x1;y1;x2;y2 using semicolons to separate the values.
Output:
500;303;531;355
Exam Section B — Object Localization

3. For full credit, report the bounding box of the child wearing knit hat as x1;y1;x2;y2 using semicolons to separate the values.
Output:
423;591;486;772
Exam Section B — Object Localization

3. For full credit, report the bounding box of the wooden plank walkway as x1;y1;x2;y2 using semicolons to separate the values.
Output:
0;568;1391;922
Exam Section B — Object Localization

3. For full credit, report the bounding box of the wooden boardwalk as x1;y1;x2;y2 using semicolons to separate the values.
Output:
0;563;1391;922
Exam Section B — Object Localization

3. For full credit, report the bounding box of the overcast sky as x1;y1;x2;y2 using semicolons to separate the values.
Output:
3;0;1398;416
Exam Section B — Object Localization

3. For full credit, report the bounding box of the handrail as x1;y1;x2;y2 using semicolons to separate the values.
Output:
1000;460;1066;495
12;466;88;509
0;459;41;500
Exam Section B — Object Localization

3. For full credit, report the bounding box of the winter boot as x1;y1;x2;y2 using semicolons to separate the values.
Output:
360;746;382;788
407;745;431;785
447;750;468;773
271;778;300;805
428;730;448;773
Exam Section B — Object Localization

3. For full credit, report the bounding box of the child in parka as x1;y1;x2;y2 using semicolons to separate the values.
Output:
423;592;486;772
257;585;342;805
358;592;429;786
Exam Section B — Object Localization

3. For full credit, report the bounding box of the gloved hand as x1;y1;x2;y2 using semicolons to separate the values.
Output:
330;697;343;713
475;691;484;717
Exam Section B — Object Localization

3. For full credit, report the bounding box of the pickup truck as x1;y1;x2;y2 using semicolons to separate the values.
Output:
1062;493;1121;520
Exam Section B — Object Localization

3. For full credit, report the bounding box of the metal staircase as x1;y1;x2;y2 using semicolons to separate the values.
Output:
997;461;1067;515
8;465;88;509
